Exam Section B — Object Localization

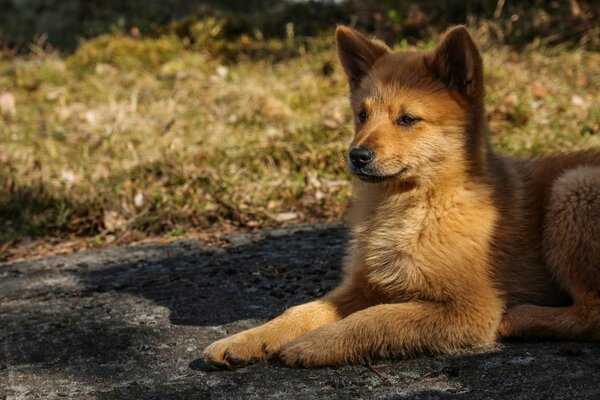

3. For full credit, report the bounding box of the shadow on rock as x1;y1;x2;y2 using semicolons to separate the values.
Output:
77;226;347;327
0;225;346;396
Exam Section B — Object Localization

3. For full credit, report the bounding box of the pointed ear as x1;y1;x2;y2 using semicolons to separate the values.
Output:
429;26;483;99
335;25;390;90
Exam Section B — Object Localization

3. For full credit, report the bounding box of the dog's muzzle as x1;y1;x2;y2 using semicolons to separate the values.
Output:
348;147;375;169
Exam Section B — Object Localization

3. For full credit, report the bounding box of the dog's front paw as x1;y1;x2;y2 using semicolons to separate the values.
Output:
279;340;318;368
203;330;271;369
279;331;345;368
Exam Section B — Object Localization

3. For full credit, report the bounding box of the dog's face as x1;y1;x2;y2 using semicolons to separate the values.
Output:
336;26;485;185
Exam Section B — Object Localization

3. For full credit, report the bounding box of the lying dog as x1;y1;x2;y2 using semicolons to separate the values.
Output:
203;25;600;368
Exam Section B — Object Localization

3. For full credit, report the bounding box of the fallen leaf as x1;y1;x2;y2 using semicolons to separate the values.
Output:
258;95;292;119
216;65;229;78
95;63;118;76
324;180;348;191
274;212;298;222
0;92;16;117
323;118;338;129
528;83;553;99
267;200;282;210
307;172;321;188
134;192;145;209
103;211;127;232
59;169;81;185
571;94;587;108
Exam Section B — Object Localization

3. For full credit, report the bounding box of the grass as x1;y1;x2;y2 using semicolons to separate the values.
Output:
0;19;599;260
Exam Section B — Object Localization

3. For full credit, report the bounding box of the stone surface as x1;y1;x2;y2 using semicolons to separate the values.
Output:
1;224;599;399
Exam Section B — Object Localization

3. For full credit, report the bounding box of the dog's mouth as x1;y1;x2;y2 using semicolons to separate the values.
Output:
349;165;410;183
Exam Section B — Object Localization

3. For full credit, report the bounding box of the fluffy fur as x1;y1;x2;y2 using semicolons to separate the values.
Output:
203;25;600;368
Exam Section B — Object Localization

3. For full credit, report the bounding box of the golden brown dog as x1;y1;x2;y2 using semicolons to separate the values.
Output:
203;25;600;368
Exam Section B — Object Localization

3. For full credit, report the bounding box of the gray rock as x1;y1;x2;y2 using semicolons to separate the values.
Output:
1;225;599;399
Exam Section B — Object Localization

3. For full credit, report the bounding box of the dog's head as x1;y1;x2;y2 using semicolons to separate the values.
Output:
336;26;486;185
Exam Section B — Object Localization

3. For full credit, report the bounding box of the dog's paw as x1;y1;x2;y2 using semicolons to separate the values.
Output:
279;334;343;368
497;306;527;338
496;318;513;338
202;330;280;369
279;340;315;368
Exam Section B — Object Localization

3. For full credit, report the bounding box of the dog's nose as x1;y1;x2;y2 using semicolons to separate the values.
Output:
349;147;375;169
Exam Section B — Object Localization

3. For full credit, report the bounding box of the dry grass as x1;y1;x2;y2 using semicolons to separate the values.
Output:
1;20;599;260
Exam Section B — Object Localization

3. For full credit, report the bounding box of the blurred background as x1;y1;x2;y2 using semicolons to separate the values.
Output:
0;0;598;260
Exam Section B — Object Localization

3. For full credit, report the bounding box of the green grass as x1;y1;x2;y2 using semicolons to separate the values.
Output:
0;20;599;259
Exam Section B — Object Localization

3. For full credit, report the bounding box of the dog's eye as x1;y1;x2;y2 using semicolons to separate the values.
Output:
396;115;420;126
358;110;367;123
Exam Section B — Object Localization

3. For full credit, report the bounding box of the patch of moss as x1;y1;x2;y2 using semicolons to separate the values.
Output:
67;34;184;72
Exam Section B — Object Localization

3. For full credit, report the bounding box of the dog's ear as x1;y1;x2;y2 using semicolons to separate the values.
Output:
335;26;390;90
430;26;483;99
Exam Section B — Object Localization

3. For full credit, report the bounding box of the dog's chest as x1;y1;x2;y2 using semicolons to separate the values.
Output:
352;191;496;301
354;203;432;299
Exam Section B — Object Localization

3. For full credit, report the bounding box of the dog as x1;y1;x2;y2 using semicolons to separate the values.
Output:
203;25;600;368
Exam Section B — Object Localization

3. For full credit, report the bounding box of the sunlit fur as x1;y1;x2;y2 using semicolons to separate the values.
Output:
203;25;600;369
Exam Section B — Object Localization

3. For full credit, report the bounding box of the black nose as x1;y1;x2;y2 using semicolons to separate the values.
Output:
349;147;375;169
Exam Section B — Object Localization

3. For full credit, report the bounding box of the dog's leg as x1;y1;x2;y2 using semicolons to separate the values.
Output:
279;301;499;367
499;303;599;339
202;282;367;368
500;166;600;340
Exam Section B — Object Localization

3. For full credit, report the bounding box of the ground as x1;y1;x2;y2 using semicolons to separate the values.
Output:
1;224;599;399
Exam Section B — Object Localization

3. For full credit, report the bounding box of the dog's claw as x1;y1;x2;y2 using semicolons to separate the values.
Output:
224;351;245;367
